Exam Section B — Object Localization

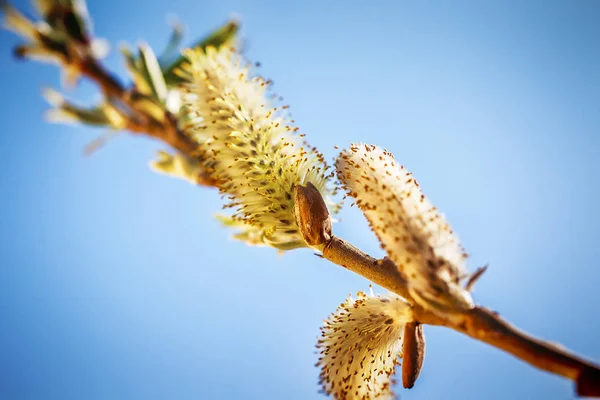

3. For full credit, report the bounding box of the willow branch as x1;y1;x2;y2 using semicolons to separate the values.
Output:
322;235;600;397
75;52;600;398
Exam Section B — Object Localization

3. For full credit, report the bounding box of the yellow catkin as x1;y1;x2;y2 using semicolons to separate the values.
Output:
178;47;337;250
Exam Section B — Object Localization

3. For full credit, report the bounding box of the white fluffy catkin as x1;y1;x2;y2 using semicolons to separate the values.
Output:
335;143;473;315
317;290;413;400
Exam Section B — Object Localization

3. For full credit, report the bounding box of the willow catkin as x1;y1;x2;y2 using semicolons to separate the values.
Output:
178;46;337;250
317;290;413;400
336;143;473;315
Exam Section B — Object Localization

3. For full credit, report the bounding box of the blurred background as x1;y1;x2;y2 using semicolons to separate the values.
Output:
1;0;599;398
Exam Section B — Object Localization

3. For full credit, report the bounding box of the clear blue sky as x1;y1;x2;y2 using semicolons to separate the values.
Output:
1;0;599;399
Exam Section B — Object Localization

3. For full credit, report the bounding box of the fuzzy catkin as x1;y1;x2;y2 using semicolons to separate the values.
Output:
317;291;413;400
336;143;473;314
179;47;337;250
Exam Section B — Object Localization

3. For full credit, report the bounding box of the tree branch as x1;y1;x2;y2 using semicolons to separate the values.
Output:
322;235;600;397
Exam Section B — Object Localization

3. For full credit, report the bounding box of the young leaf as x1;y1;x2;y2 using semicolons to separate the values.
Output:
42;87;110;126
163;19;239;85
120;45;153;95
139;43;168;102
158;18;184;67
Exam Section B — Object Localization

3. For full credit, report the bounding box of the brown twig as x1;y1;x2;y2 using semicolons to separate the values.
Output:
322;235;600;397
460;307;599;388
78;58;124;98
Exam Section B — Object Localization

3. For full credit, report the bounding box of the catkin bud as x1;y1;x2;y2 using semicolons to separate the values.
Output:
402;322;426;389
294;182;332;249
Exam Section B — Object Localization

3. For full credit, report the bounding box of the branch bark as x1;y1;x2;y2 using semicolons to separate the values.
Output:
322;235;600;397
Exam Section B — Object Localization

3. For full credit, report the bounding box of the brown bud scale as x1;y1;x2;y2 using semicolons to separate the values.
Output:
294;182;332;247
402;321;426;389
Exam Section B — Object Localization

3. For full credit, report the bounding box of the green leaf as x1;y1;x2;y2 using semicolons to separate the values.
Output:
163;19;239;85
139;43;168;102
42;87;122;127
158;20;184;68
46;102;111;126
149;150;202;184
120;45;152;94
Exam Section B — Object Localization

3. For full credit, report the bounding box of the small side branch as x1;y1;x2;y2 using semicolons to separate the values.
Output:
322;235;600;397
323;236;409;298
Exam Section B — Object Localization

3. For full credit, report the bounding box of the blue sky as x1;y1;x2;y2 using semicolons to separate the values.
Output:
1;0;599;399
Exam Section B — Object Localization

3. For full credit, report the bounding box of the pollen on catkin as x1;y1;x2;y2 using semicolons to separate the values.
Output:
317;290;413;400
177;46;337;250
335;143;473;315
